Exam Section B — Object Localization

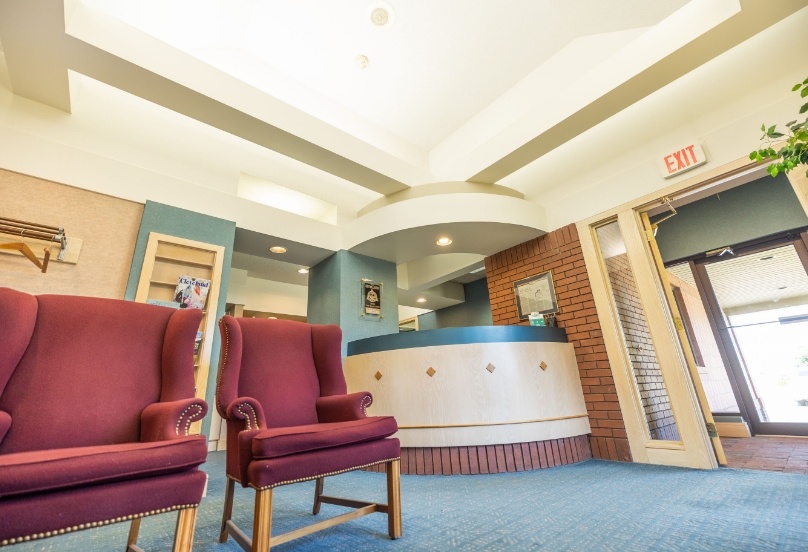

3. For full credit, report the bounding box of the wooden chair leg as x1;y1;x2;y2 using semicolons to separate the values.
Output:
386;459;402;539
220;477;236;543
126;518;141;551
312;477;324;515
172;507;198;552
252;488;274;552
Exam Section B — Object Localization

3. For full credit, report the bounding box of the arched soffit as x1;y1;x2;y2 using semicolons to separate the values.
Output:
345;192;547;264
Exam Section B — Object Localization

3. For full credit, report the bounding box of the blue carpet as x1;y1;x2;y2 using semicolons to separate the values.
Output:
9;451;808;551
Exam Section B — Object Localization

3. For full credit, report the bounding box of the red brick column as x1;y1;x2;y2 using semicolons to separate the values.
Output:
485;223;631;462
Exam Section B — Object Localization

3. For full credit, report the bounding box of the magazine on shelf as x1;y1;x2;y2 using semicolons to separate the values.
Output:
194;331;203;355
172;275;211;310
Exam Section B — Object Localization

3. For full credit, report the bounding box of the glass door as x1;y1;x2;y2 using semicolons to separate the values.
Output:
692;236;808;436
640;213;727;464
580;210;717;469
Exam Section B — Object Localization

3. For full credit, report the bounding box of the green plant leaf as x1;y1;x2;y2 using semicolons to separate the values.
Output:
761;123;767;132
802;87;808;98
794;83;803;91
767;164;780;177
800;103;808;114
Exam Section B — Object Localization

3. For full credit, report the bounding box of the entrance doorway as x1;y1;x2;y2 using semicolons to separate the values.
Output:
682;235;808;436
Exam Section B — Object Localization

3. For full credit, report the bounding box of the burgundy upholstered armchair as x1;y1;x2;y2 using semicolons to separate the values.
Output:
216;316;402;551
0;287;209;551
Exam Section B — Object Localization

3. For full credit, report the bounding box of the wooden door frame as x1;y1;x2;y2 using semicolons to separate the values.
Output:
576;157;808;468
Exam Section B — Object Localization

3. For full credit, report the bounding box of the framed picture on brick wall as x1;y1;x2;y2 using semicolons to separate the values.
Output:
513;271;558;320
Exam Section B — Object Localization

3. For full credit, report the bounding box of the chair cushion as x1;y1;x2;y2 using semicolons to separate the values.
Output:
0;436;207;498
248;438;401;489
251;417;398;460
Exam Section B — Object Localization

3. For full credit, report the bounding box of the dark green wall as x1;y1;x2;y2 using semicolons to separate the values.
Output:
418;278;493;330
125;201;236;437
652;174;808;263
307;250;399;356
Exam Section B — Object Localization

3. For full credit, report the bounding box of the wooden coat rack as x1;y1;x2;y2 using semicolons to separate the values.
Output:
0;217;67;273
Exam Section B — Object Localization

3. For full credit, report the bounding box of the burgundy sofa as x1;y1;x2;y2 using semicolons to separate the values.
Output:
216;316;401;551
0;287;209;550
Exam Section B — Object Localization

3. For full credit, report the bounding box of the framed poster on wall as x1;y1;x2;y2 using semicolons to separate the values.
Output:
362;281;381;316
513;271;558;320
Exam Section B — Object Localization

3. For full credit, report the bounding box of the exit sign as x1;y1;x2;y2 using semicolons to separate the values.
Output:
658;143;707;178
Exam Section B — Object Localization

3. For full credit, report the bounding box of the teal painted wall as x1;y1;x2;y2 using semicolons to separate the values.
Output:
652;174;808;263
125;201;235;437
418;278;493;330
308;250;398;356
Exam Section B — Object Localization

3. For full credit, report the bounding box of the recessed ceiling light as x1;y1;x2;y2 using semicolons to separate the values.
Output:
416;297;426;303
269;246;287;254
298;267;309;274
436;237;452;246
355;54;369;70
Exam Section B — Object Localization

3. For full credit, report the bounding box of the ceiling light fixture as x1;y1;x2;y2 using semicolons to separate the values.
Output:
355;55;369;70
367;1;395;29
298;268;309;274
436;237;452;246
269;246;287;254
416;297;426;303
469;267;486;274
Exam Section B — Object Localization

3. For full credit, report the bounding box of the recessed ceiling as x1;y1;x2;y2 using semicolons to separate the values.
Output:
0;1;806;313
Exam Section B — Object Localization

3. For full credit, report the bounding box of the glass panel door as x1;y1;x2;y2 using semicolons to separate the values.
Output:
580;210;717;469
595;221;681;441
697;240;808;435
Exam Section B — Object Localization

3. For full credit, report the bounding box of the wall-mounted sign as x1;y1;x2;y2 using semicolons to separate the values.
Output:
363;281;381;316
658;143;707;179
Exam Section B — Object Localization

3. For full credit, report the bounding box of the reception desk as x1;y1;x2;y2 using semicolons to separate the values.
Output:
345;326;591;474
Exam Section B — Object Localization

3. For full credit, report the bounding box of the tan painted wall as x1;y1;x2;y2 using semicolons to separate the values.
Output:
0;169;143;298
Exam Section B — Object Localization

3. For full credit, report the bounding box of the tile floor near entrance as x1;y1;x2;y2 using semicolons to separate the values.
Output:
722;436;808;474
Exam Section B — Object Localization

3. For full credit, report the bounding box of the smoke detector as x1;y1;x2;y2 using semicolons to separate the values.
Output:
367;1;395;29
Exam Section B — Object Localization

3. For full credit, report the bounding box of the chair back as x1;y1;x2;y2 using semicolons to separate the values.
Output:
218;317;346;428
0;288;201;453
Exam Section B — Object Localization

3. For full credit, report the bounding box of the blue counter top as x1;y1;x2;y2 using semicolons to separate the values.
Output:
346;325;567;356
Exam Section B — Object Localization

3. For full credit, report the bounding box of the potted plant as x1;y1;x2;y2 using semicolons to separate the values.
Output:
750;76;808;178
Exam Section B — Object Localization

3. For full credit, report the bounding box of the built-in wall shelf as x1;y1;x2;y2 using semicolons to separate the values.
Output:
134;232;225;434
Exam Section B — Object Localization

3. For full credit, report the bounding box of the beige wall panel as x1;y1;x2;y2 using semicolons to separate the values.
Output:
0;169;143;298
344;341;590;448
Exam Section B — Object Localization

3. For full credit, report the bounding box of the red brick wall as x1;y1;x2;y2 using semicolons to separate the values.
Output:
604;254;679;441
485;223;632;462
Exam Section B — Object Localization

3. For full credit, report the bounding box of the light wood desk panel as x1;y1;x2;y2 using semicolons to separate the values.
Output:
345;339;590;448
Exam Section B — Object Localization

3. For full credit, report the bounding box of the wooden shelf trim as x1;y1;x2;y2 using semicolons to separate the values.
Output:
154;254;214;268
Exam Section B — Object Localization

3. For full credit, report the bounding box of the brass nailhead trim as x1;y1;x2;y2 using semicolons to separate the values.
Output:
0;504;198;546
176;403;204;436
214;319;230;418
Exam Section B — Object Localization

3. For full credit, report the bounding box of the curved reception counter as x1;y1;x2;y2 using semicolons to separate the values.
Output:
345;326;592;474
